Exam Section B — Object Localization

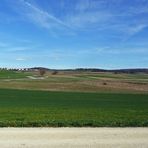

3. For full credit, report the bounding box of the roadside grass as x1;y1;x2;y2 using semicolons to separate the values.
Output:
0;89;147;127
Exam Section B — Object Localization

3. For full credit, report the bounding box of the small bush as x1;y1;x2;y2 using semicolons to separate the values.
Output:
39;69;46;76
52;71;58;75
103;82;107;85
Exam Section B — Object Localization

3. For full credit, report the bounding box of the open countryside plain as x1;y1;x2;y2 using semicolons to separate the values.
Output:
0;70;148;93
0;70;148;127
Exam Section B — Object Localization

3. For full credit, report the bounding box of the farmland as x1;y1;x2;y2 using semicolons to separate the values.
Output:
0;89;148;127
0;70;148;127
0;70;148;93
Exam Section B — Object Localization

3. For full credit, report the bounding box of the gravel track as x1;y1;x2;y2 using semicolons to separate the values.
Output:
0;128;148;148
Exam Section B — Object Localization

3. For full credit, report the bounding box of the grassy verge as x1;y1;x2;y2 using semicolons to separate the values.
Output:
0;89;148;127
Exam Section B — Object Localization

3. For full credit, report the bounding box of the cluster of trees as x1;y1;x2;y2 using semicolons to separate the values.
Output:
39;68;58;76
1;67;148;74
39;68;46;76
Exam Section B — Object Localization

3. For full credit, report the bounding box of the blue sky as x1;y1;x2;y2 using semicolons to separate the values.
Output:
0;0;148;69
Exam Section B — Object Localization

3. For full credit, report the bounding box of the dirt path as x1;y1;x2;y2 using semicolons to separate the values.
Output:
0;128;147;148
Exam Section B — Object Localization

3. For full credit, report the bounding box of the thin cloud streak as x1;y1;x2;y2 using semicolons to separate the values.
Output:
19;0;71;30
6;0;148;37
16;58;26;61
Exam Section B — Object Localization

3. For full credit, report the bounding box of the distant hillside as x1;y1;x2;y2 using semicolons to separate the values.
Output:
75;68;148;73
29;67;148;74
0;67;148;74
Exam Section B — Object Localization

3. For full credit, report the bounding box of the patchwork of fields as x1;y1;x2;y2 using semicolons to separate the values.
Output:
0;70;148;93
0;70;147;127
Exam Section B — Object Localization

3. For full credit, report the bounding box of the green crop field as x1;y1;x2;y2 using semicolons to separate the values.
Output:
0;89;148;127
0;70;31;79
0;70;148;127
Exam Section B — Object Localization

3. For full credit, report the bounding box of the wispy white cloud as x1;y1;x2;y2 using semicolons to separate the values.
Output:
126;24;148;35
16;58;26;61
75;0;91;11
64;0;148;36
16;39;32;43
7;47;30;52
18;0;71;31
74;45;148;56
5;0;148;38
94;47;148;55
65;11;113;29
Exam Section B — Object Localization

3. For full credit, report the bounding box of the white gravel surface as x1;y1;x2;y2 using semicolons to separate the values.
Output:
0;128;147;148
